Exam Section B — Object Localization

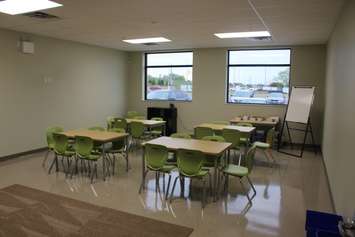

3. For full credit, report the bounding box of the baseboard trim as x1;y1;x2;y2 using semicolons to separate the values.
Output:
0;147;47;162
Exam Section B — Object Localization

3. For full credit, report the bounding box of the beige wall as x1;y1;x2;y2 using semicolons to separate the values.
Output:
127;45;326;144
323;0;355;216
0;28;128;157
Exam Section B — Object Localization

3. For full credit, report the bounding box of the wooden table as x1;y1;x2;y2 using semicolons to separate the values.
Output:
126;119;167;135
196;123;256;133
229;117;279;127
143;136;232;201
61;129;129;180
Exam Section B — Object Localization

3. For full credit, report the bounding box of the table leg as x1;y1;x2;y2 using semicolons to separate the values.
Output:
102;143;106;181
213;156;218;202
125;136;129;171
142;146;146;190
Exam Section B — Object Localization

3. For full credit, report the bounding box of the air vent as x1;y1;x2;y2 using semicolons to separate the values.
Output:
249;36;272;41
23;11;60;20
142;42;159;46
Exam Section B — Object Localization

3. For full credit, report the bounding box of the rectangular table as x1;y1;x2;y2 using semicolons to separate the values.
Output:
230;117;279;127
196;123;256;133
126;119;167;135
142;136;232;201
61;129;129;180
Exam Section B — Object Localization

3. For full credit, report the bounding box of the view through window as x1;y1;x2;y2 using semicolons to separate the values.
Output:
227;49;291;105
145;52;193;101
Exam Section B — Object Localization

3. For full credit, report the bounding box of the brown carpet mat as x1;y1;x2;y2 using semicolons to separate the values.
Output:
0;184;193;237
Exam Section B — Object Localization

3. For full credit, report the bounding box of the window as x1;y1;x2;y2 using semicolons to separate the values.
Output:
144;52;193;101
227;49;291;105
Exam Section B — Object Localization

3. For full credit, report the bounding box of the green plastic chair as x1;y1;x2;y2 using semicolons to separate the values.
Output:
107;116;115;130
222;145;257;204
130;121;149;148
72;136;101;183
88;126;105;131
202;135;226;168
112;118;127;132
139;144;176;199
149;117;164;137
236;122;253;146
134;116;145;120
222;128;242;164
170;149;211;208
127;111;140;119
43;126;64;167
195;126;214;139
49;133;75;175
170;133;192;139
106;128;129;173
254;128;276;164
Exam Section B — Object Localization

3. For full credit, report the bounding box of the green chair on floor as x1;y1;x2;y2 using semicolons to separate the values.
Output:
107;116;115;130
43;126;64;167
127;111;140;119
222;128;242;164
202;135;226;168
195;126;214;139
254;128;276;164
130;121;149;148
170;149;212;208
112;118;128;132
71;136;101;183
170;133;192;139
236;122;253;146
49;133;75;176
149;117;164;137
139;144;176;199
106;128;129;174
221;145;257;204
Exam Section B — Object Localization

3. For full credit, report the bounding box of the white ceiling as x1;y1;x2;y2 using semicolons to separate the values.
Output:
0;0;345;51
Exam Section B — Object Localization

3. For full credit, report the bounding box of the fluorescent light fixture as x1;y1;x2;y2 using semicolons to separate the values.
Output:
123;37;171;44
214;31;271;39
0;0;62;15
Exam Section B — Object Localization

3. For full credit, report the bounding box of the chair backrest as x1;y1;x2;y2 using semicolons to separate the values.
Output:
195;127;214;139
107;116;115;130
46;126;64;148
244;145;257;172
222;128;241;147
151;117;163;121
130;121;145;138
177;149;204;176
266;128;275;146
52;133;69;155
88;126;105;131
212;121;229;125
236;122;253;127
170;133;192;139
113;118;127;131
134;116;145;120
110;128;126;150
145;144;169;170
75;136;94;158
127;111;139;119
202;135;225;142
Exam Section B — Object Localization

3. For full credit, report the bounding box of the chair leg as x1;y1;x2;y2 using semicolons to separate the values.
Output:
165;174;172;200
169;176;180;203
239;178;252;205
139;170;149;194
246;176;257;200
48;154;58;174
202;178;207;208
208;172;213;196
42;149;51;167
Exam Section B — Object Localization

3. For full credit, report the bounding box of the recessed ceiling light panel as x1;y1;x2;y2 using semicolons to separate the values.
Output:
0;0;62;15
214;31;271;39
123;37;171;44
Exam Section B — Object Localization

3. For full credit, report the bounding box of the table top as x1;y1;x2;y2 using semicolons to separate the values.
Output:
126;119;166;126
143;136;232;155
61;130;128;143
196;123;256;133
230;117;279;126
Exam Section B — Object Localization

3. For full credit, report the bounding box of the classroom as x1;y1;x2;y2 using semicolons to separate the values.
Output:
0;0;354;236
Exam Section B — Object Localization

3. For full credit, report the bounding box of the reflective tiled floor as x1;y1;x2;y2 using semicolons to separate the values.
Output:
0;148;333;237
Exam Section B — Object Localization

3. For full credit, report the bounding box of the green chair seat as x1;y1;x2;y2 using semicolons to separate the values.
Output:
254;141;270;149
192;169;209;177
80;153;100;161
148;164;176;173
63;150;75;156
223;164;249;177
